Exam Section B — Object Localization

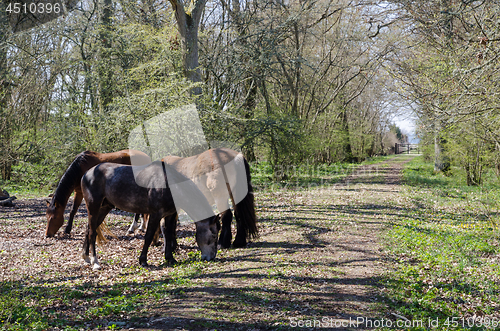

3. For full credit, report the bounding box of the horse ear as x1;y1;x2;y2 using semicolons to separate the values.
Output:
46;200;51;207
54;201;59;208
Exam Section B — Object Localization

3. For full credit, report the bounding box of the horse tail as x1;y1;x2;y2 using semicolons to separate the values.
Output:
95;221;115;245
233;157;258;239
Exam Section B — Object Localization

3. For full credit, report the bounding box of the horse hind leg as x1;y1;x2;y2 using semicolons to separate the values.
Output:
65;191;83;234
82;228;91;264
90;241;100;271
127;213;141;234
84;204;112;270
138;214;148;232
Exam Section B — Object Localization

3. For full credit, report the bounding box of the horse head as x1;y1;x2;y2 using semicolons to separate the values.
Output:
195;214;221;261
45;200;64;237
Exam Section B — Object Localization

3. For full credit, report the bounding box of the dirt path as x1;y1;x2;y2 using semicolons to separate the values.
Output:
0;155;416;330
320;155;416;328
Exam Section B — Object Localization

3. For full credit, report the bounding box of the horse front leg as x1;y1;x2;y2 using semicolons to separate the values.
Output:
152;220;162;247
215;196;232;249
139;214;161;267
65;191;83;234
219;209;233;249
233;206;248;248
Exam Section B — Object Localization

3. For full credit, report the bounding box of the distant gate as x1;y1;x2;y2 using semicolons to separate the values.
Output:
395;143;419;154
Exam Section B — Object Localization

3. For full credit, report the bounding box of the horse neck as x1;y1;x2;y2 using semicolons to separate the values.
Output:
51;154;100;208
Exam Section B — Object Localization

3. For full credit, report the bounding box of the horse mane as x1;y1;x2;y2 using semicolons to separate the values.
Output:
50;151;94;208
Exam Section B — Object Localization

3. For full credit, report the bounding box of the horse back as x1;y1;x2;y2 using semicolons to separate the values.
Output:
163;148;240;179
95;149;151;167
82;162;175;216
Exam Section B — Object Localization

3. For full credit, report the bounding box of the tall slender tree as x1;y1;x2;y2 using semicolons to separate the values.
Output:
0;1;12;180
98;0;114;112
169;0;206;95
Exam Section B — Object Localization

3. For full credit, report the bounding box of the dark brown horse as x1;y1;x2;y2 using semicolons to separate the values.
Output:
129;148;258;248
45;149;151;237
81;161;220;269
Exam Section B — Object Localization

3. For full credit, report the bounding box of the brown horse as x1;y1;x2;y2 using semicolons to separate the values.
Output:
129;148;258;248
45;149;151;237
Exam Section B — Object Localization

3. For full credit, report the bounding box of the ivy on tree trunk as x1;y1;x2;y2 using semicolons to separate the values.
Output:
169;0;206;96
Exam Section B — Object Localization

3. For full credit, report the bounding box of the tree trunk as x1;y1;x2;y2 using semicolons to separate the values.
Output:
230;0;256;161
434;133;450;173
432;2;453;173
97;0;114;112
341;107;353;163
169;0;206;96
0;1;12;181
241;79;257;162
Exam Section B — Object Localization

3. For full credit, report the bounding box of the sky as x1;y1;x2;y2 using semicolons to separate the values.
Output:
393;115;419;144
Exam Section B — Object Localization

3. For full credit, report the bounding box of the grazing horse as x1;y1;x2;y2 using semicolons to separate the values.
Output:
128;148;258;248
80;161;220;270
45;149;151;237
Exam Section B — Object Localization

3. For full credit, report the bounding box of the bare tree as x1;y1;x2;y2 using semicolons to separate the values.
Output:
169;0;206;95
97;0;114;112
0;0;12;180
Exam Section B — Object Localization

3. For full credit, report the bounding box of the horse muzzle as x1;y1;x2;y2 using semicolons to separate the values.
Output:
201;253;216;261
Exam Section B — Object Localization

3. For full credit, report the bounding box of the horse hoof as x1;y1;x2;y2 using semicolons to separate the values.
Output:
232;240;247;248
220;242;231;249
92;264;101;271
167;259;177;265
82;254;91;264
127;230;134;235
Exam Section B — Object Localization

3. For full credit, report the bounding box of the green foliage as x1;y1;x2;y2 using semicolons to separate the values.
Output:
90;24;193;153
250;155;392;189
392;1;500;183
2;24;194;191
389;124;405;143
0;284;49;331
382;156;500;327
304;111;351;163
403;157;499;191
444;124;496;186
2;0;411;190
87;295;137;317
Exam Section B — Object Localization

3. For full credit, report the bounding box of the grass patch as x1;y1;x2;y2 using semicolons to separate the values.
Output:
0;183;52;200
382;156;500;329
